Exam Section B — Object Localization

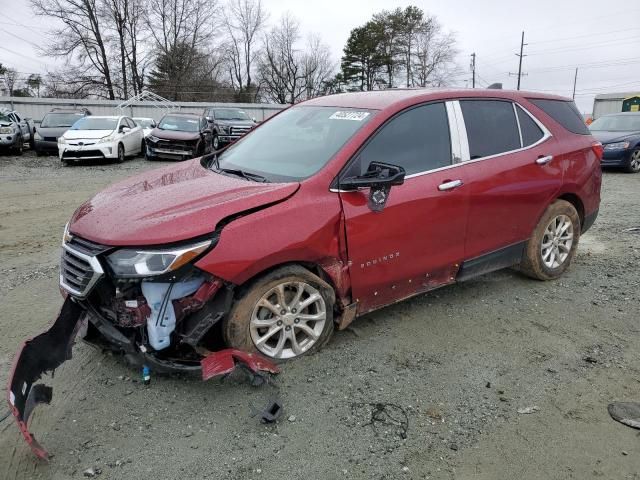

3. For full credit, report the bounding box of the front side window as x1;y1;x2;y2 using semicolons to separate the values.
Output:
348;102;452;177
461;100;521;159
215;106;374;182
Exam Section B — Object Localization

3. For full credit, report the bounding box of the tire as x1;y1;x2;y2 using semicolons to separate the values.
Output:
116;143;125;163
223;265;335;361
625;149;640;173
195;140;204;158
212;134;220;151
12;135;23;155
36;150;45;157
138;139;146;158
520;200;581;281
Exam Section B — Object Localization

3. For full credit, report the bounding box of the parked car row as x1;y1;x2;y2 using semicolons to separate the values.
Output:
0;108;34;154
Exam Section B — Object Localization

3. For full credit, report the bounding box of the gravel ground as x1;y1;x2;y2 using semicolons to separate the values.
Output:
0;150;639;480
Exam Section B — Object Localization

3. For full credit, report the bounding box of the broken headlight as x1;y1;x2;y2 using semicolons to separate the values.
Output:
106;240;211;278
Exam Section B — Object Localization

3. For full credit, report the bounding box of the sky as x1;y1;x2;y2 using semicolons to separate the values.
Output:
2;0;640;113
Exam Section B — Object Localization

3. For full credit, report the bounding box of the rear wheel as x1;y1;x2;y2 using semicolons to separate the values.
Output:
625;149;640;173
223;266;335;361
520;200;580;281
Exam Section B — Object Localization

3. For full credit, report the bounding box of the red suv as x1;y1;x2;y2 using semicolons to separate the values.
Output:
9;89;602;457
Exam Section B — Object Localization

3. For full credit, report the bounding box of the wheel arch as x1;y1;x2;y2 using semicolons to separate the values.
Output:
557;192;585;227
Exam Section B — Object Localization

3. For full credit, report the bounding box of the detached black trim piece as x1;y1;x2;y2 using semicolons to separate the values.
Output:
457;242;526;282
582;208;599;234
7;298;84;459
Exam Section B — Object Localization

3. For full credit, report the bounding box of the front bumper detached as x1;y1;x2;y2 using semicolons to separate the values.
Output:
7;298;280;460
7;298;84;460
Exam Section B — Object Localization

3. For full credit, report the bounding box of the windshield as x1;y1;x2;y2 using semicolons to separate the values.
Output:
589;114;640;132
158;115;200;132
214;108;250;121
134;118;154;128
216;106;375;182
41;113;84;128
0;113;11;123
71;117;118;130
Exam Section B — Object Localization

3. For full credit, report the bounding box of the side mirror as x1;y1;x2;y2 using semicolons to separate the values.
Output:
340;161;405;211
120;126;130;133
202;128;212;135
206;116;213;122
252;117;257;122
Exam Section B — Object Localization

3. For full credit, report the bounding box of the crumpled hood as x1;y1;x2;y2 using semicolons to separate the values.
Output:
69;159;299;246
63;129;114;140
591;130;640;144
150;128;200;141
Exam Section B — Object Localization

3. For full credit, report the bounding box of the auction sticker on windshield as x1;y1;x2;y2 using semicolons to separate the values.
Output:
329;111;370;121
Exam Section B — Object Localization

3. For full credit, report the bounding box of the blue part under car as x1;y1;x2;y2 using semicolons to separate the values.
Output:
589;112;640;173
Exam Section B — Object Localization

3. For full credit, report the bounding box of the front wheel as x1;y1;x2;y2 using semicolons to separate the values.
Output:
223;266;335;361
625;149;640;173
520;200;581;281
116;143;125;163
12;135;23;155
212;134;220;151
138;139;146;157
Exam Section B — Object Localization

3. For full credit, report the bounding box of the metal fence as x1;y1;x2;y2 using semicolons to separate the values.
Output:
0;96;287;123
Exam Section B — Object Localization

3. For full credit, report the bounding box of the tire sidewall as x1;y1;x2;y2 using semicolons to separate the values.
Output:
117;143;125;163
523;200;581;280
626;149;640;173
212;134;219;150
223;266;335;361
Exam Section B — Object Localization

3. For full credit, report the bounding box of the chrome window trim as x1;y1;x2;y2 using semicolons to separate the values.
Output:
59;242;104;299
513;102;524;148
445;102;463;163
329;99;553;191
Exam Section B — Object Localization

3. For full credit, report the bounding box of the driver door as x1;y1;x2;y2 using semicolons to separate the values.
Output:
338;102;471;314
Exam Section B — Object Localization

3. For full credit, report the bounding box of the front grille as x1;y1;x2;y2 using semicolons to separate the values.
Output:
62;149;104;159
67;236;110;256
154;139;195;152
231;126;251;135
60;242;105;298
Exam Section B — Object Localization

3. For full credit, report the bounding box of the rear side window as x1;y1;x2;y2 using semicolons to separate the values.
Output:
351;102;452;176
460;100;520;159
528;99;590;135
516;106;544;146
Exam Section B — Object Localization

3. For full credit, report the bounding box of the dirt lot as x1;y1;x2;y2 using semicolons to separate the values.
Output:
0;150;639;480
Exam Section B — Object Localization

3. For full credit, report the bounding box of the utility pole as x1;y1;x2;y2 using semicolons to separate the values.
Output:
509;31;528;90
572;67;578;99
470;52;476;88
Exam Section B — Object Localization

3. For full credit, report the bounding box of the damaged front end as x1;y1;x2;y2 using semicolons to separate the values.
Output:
7;233;278;460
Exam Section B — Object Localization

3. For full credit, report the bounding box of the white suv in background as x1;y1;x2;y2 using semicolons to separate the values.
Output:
58;116;144;164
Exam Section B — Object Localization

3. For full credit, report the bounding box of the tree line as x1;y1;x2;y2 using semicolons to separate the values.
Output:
2;1;458;103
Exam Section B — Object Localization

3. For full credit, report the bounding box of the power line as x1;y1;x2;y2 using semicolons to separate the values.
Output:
509;31;527;90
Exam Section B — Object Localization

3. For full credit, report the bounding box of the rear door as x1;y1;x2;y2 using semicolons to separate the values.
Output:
457;99;561;264
339;102;472;313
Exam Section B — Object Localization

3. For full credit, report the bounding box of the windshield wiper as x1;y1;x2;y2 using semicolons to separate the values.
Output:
211;156;268;182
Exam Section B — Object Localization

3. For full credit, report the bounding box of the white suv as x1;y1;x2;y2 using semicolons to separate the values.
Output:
58;115;144;164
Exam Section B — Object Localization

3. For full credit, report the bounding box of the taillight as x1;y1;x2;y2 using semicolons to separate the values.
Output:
591;141;604;160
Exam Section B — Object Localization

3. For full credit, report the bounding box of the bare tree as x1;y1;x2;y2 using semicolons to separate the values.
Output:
302;34;334;99
31;0;116;99
4;68;19;96
257;14;304;104
224;0;267;102
412;20;457;87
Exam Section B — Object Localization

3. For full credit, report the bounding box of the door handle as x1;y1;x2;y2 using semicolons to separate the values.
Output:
536;155;553;165
438;179;463;191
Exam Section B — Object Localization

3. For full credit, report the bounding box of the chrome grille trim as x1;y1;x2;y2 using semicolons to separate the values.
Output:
59;243;104;298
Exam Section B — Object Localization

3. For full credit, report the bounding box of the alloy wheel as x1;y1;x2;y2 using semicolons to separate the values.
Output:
250;281;327;359
213;135;219;150
118;144;125;163
540;214;574;269
630;150;640;172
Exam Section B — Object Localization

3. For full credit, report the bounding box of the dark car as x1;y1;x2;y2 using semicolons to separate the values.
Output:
34;108;91;156
145;113;212;161
589;112;640;173
204;106;257;150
